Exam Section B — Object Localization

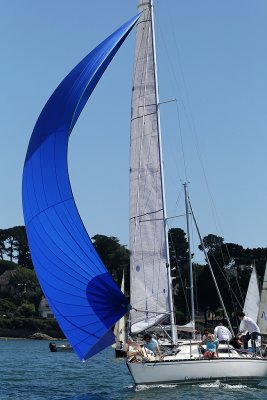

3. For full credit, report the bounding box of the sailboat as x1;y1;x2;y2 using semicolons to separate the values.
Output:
258;263;267;334
126;0;267;385
22;0;267;387
243;266;260;323
113;272;127;357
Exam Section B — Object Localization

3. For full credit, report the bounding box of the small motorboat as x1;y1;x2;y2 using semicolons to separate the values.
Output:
49;342;73;352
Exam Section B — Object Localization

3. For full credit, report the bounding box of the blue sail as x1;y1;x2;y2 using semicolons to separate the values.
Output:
22;14;139;361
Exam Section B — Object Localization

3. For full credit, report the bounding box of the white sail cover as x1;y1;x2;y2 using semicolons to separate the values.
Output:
129;0;170;334
258;263;267;333
176;321;195;333
243;266;260;323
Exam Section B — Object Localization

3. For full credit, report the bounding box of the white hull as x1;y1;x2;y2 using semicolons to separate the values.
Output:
127;358;267;386
56;345;73;352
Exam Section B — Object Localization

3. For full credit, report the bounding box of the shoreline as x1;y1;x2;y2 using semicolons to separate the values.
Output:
0;336;67;340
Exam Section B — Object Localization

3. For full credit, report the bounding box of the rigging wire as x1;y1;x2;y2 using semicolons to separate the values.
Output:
157;3;237;263
155;3;247;321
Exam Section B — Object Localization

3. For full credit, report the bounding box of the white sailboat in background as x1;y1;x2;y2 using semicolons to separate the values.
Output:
243;266;260;323
126;0;267;385
258;263;267;334
113;272;127;357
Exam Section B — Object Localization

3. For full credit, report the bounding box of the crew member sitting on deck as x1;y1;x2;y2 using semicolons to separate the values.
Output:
143;333;161;358
199;334;219;359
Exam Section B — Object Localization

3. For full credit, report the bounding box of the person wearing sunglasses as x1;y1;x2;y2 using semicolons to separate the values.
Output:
199;334;219;359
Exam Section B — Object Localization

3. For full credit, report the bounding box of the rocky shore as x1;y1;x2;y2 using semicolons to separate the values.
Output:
0;317;64;339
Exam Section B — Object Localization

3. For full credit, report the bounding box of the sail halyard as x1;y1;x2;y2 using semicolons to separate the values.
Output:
129;0;176;342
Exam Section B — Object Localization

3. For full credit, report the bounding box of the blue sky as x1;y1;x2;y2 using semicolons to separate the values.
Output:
1;0;267;263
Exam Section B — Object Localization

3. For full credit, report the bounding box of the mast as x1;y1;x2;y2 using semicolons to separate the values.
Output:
150;0;177;344
129;0;177;343
183;183;195;338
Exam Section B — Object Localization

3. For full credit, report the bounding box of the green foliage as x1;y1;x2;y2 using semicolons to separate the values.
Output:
199;234;224;252
0;260;18;273
10;267;39;289
168;228;191;316
6;268;42;309
0;299;17;317
0;317;64;338
168;228;189;268
0;226;33;267
15;303;36;317
92;234;130;292
0;224;267;332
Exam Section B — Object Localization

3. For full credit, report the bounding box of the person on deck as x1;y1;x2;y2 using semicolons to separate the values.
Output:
237;311;260;354
143;333;161;358
229;336;243;350
199;334;219;359
214;322;232;343
195;330;202;341
201;329;211;342
49;342;57;352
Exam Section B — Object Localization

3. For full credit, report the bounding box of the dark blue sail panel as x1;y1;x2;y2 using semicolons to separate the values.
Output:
22;14;139;361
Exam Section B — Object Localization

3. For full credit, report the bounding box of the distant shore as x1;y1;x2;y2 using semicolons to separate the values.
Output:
0;317;64;339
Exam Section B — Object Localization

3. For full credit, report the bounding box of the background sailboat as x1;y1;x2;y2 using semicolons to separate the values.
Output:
258;263;267;333
113;271;127;357
243;266;260;322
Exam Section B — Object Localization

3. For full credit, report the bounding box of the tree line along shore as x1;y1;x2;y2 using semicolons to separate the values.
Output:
0;225;266;337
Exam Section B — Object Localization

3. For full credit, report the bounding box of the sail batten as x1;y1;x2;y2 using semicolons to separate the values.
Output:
22;14;140;361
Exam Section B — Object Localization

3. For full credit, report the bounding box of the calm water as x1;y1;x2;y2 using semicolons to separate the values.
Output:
1;339;267;400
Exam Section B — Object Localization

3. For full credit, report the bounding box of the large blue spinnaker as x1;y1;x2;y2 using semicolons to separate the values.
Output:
22;15;139;361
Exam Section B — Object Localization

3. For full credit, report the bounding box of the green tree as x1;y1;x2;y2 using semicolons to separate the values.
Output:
9;267;42;309
199;234;224;253
4;230;18;263
168;228;189;269
16;303;36;317
13;226;33;268
0;230;8;260
168;228;192;318
0;226;32;268
10;267;39;291
92;235;130;291
0;260;17;273
0;299;17;317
